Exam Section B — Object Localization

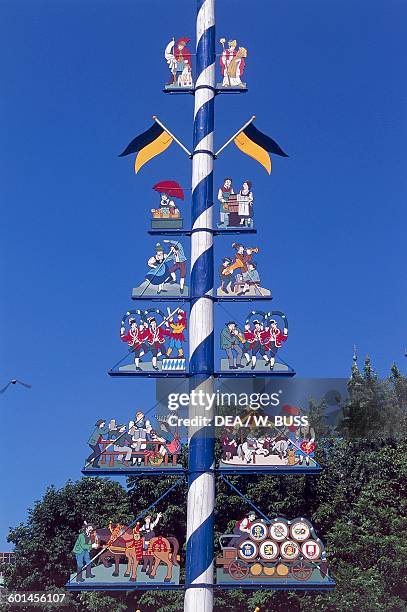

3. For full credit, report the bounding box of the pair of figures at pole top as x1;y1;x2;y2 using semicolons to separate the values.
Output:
164;37;248;89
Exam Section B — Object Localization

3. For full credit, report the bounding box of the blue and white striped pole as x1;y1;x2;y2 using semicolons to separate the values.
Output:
184;0;216;610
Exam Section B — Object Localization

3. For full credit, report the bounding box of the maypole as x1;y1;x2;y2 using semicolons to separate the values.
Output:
65;0;336;602
185;1;216;610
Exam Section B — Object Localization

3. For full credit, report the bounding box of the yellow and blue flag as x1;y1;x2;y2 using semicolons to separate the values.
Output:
234;123;288;174
119;123;173;173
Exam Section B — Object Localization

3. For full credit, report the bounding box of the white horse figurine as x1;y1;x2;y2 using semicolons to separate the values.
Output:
238;437;269;463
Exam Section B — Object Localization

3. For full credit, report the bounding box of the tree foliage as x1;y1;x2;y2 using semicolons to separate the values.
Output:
4;361;407;611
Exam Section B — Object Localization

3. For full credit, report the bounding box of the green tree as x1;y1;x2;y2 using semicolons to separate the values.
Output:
4;478;133;612
4;360;407;611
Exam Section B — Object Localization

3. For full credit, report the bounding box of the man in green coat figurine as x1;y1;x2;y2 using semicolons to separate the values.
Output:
86;419;109;468
220;321;244;369
72;522;97;582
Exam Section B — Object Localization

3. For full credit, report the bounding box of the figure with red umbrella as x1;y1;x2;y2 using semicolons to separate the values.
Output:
151;180;184;230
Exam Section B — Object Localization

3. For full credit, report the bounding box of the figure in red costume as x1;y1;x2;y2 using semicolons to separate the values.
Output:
120;318;149;372
242;321;255;365
232;512;256;546
243;319;265;370
261;319;288;370
166;308;187;357
146;317;171;370
165;37;193;87
219;38;247;88
125;523;144;564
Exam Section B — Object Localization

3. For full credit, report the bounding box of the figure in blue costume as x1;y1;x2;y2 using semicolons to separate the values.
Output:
145;243;171;294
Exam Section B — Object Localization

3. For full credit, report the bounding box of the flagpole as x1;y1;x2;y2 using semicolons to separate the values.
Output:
184;0;215;610
215;114;256;156
152;115;192;156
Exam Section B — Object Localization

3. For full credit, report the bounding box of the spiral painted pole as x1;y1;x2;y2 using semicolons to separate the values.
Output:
184;1;216;610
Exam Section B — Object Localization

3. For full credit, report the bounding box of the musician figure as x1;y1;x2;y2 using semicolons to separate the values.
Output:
220;322;244;369
219;257;233;293
232;243;258;295
240;262;260;294
261;319;288;370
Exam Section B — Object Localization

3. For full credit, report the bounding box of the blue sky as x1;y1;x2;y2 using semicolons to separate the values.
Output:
0;0;406;549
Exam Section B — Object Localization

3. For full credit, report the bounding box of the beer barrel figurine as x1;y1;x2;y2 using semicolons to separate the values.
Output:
216;517;332;585
249;521;268;542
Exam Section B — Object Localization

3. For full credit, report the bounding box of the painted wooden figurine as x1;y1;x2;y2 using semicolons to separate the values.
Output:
219;310;290;373
217;178;254;228
219;415;317;470
69;516;180;584
216;517;331;585
132;241;189;298
118;308;187;373
84;412;183;470
151;180;184;229
219;38;248;88
165;37;193;88
217;243;270;297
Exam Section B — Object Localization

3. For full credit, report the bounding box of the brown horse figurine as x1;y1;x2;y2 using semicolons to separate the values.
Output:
95;523;179;582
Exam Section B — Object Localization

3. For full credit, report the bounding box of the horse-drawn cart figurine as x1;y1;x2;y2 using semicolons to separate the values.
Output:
216;515;333;587
68;515;180;586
